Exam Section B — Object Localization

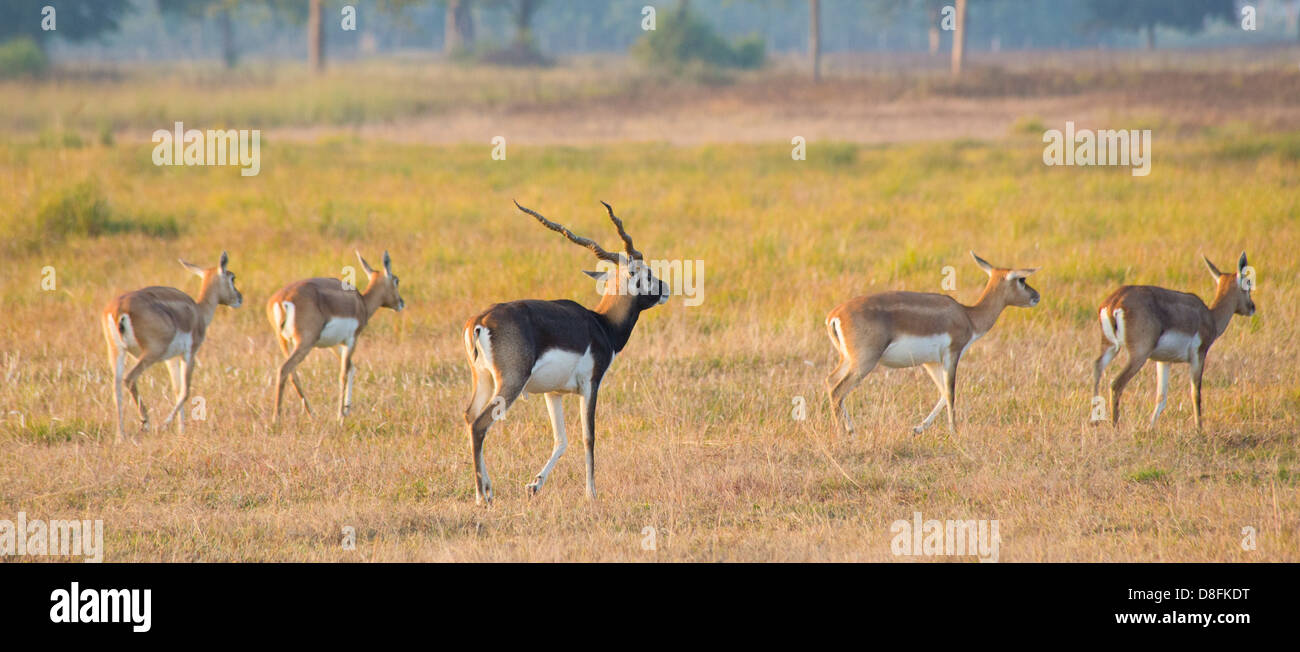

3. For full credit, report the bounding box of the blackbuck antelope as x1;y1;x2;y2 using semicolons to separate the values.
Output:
101;252;243;443
267;251;404;424
1092;252;1255;430
462;201;669;504
826;252;1040;437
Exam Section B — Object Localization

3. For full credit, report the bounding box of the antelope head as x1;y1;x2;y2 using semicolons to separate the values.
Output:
972;251;1040;308
356;250;405;312
1204;251;1255;317
180;250;242;308
516;200;670;310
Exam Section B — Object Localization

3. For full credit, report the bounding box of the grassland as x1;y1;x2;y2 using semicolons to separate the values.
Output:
0;56;1297;561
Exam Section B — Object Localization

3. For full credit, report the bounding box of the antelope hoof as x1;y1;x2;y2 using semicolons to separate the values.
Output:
525;480;541;496
912;425;925;436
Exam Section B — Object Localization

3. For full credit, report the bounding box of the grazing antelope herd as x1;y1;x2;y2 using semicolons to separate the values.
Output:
97;201;1257;503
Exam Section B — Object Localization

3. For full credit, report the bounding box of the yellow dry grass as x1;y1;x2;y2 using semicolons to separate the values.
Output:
0;66;1297;561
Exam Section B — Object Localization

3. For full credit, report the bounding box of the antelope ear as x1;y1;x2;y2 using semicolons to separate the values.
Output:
970;251;995;276
583;270;609;281
1007;267;1039;280
356;250;376;275
179;258;206;278
1202;254;1223;280
382;250;393;277
219;250;229;271
1237;251;1248;274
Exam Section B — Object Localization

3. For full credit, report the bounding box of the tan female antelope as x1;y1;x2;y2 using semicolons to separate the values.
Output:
101;252;243;443
1092;252;1255;430
825;252;1040;437
462;201;669;504
267;251;404;424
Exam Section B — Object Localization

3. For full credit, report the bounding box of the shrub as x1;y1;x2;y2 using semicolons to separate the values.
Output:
27;181;181;246
633;5;765;73
34;180;114;240
0;37;48;79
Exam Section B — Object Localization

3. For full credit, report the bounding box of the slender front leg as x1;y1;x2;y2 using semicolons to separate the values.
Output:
914;362;948;435
527;392;568;496
1148;361;1170;427
162;356;193;433
337;342;356;421
578;388;598;500
943;353;959;433
1189;350;1205;431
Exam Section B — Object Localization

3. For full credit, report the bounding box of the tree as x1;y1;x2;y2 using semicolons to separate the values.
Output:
808;0;821;81
925;0;943;54
493;0;543;49
308;0;324;71
157;0;239;69
0;0;132;50
950;0;966;76
444;0;475;55
1085;0;1235;49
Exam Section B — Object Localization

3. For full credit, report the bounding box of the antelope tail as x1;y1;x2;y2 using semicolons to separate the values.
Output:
826;316;849;358
1099;307;1125;349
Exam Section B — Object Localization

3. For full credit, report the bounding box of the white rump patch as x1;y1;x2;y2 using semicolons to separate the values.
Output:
1100;307;1125;348
317;317;359;348
828;317;848;357
879;333;952;369
470;326;494;372
525;347;595;395
1151;330;1201;363
276;301;296;341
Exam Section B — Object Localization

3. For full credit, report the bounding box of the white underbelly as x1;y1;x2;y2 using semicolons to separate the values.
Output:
316;317;359;348
879;334;951;369
162;331;193;360
1151;330;1201;362
525;347;594;394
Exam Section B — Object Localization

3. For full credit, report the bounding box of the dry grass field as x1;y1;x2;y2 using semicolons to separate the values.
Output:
1;57;1297;562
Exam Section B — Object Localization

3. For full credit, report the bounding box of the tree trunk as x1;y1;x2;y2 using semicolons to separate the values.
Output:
809;0;821;82
513;0;539;48
950;0;966;77
445;0;475;55
1144;23;1155;50
219;7;236;69
927;3;940;55
308;0;325;73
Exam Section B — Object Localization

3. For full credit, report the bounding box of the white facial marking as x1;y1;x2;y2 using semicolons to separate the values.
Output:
879;333;952;369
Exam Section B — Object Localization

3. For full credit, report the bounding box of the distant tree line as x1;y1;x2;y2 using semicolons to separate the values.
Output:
0;0;1268;79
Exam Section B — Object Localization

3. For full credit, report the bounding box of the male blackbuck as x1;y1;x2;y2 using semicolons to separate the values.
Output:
462;201;669;504
825;252;1040;437
101;252;243;443
267;251;404;424
1092;252;1255;430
